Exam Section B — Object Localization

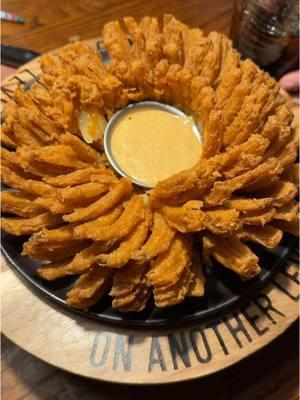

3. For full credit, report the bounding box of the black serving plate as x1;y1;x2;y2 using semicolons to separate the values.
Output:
1;231;295;327
0;46;297;327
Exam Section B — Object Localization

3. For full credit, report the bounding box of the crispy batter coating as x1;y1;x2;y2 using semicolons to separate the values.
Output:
222;137;270;179
2;103;44;148
162;14;187;65
2;147;39;179
59;182;108;207
65;241;115;275
215;49;241;107
1;166;55;197
13;146;74;177
110;261;150;311
110;261;148;298
73;205;123;239
224;85;275;147
252;180;298;207
37;241;114;279
200;32;224;86
116;288;151;312
66;265;114;310
41;41;123;113
147;233;192;289
37;258;75;281
202;234;261;279
205;208;241;234
74;195;145;241
33;196;75;214
238;225;283;248
43;166;112;187
151;134;270;203
1;15;298;313
28;224;76;247
13;94;62;144
157;201;206;233
273;201;299;222
206;158;283;205
59;133;100;164
63;178;132;223
224;197;273;212
139;17;163;63
222;59;258;128
22;239;89;261
132;212;176;263
1;131;17;148
1;191;45;217
95;209;151;268
1;213;62;236
241;207;276;226
153;268;193;308
26;82;76;132
24;145;90;170
188;252;205;297
201;109;223;159
75;195;145;240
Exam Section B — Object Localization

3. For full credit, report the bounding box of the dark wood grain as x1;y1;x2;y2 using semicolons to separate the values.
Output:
1;323;299;400
1;0;299;398
1;0;232;53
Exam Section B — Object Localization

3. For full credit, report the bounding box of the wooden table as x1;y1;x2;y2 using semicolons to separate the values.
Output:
1;324;298;400
1;0;299;398
2;0;231;53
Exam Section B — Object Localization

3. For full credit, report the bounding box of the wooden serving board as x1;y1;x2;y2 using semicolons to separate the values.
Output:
1;39;299;384
1;251;299;384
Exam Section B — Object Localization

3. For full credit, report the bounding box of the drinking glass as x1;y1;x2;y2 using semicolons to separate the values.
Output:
230;0;299;78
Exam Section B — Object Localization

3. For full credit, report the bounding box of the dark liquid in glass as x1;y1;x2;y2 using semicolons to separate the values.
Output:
230;0;299;79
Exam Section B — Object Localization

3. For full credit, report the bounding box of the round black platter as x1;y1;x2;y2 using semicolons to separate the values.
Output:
0;46;297;328
1;231;295;327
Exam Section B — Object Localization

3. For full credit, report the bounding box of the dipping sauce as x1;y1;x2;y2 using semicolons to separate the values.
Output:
109;107;201;187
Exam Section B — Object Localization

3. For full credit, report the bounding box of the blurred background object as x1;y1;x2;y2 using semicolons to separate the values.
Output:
230;0;299;79
0;10;25;24
279;70;299;104
1;44;40;67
